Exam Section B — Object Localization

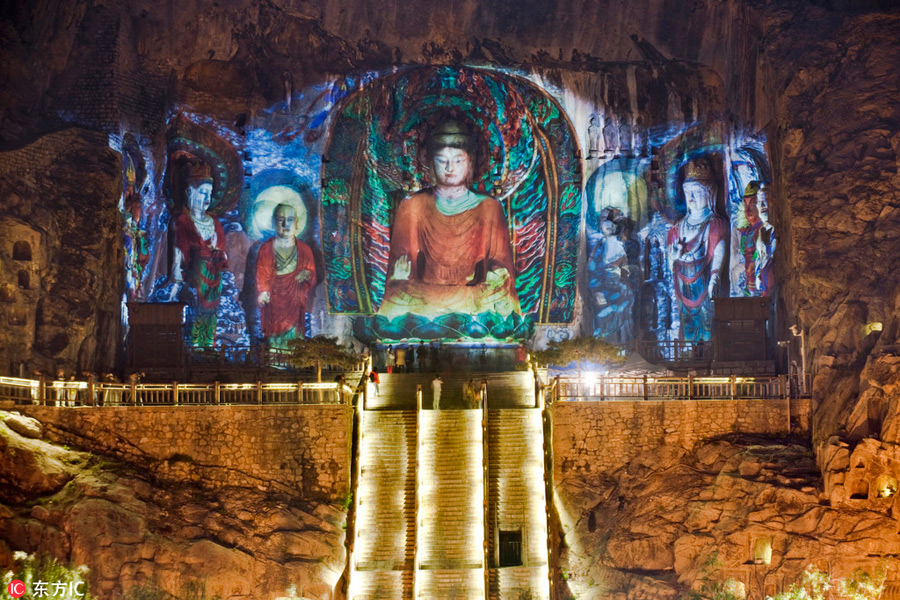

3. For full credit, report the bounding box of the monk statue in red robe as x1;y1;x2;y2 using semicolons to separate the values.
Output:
377;119;520;321
255;203;317;348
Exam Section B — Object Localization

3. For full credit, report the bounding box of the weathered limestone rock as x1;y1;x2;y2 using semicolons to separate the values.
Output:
0;412;348;600
0;413;77;502
2;412;42;439
556;435;897;599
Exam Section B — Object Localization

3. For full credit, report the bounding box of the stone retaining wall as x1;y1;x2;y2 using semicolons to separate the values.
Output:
18;405;353;502
552;398;811;480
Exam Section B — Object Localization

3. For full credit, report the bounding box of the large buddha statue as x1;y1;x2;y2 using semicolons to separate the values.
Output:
377;119;520;322
666;157;727;342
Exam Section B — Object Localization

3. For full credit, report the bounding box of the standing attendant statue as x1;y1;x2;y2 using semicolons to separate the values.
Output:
754;183;776;295
170;172;228;347
666;157;727;342
255;203;317;348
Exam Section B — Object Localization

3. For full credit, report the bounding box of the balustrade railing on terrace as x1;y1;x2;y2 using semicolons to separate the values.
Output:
637;339;714;365
0;376;353;406
183;345;369;374
551;375;786;402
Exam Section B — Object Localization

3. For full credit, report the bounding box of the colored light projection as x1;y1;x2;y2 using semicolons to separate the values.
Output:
323;66;581;343
121;61;774;359
584;121;774;345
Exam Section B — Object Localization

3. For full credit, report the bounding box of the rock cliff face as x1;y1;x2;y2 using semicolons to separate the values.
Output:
2;0;900;597
556;434;900;599
0;129;122;377
0;411;347;599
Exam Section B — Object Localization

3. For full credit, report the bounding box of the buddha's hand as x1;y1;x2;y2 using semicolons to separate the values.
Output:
296;269;312;283
390;256;411;281
258;291;271;305
708;272;719;297
168;278;183;302
485;267;510;291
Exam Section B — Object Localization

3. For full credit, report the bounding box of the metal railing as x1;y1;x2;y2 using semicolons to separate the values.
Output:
413;384;422;600
637;339;714;364
184;345;369;373
481;380;490;597
0;376;348;406
551;375;786;402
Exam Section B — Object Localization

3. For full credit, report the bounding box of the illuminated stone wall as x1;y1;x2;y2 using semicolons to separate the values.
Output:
17;405;352;502
552;398;811;478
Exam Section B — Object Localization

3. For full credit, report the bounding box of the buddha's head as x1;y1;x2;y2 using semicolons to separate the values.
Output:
273;203;298;239
186;178;213;216
742;180;762;225
427;119;475;188
682;157;716;219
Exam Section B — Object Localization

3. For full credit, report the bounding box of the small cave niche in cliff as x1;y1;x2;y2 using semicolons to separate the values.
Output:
17;270;29;290
751;537;772;565
850;478;870;500
876;474;897;498
12;240;32;261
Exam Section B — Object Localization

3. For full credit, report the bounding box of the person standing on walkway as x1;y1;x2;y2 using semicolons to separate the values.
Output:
432;375;442;410
407;344;417;372
395;345;407;373
368;370;380;396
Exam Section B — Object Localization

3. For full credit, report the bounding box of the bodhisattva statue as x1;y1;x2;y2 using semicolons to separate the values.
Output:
731;180;776;297
754;183;775;295
377;119;520;320
255;203;317;348
170;175;228;346
666;157;727;342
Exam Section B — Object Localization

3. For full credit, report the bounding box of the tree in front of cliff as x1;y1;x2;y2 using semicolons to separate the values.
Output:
286;335;361;382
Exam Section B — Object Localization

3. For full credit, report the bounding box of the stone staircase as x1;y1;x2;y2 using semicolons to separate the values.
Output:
486;409;549;600
350;371;548;600
417;409;485;598
367;372;535;410
352;410;417;600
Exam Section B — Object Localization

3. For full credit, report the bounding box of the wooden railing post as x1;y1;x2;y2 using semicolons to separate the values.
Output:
643;375;648;401
730;375;736;400
688;374;693;400
87;375;95;406
257;381;263;405
214;381;221;405
173;381;179;406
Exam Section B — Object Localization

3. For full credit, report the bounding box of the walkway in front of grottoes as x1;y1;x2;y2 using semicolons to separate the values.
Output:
0;368;800;600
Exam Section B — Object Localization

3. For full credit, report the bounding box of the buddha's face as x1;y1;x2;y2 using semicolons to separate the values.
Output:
743;194;760;224
187;182;213;214
757;190;769;224
683;181;713;218
273;205;297;239
432;147;471;188
600;218;618;236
